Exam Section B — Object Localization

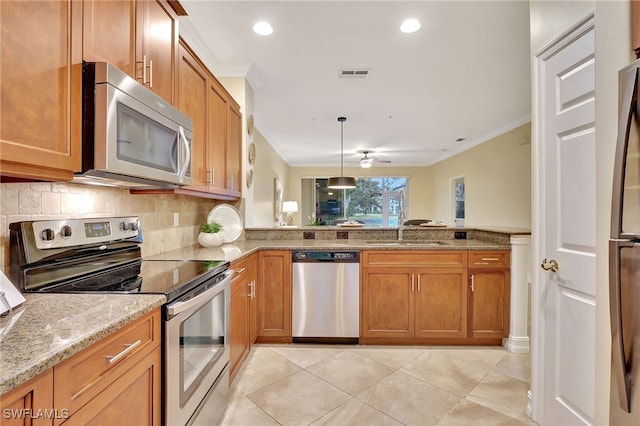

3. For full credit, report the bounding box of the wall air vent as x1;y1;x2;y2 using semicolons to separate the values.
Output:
339;69;370;79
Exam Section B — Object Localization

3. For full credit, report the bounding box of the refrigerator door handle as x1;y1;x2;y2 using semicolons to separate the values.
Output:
611;66;638;239
609;239;636;412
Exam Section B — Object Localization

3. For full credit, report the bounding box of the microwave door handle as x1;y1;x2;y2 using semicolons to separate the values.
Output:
178;127;190;183
609;240;635;412
611;66;638;238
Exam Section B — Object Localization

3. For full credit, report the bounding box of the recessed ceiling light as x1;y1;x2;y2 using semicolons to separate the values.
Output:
253;21;273;36
400;19;421;34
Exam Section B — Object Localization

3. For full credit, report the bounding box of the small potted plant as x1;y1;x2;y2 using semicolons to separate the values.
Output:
198;221;224;247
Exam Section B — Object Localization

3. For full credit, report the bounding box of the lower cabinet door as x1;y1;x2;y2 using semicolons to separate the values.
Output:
414;268;468;338
468;269;510;338
60;348;161;426
361;267;414;338
229;273;250;382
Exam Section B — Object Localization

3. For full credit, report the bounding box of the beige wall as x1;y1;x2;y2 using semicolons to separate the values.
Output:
0;182;229;273
428;123;531;228
251;129;291;227
286;166;433;226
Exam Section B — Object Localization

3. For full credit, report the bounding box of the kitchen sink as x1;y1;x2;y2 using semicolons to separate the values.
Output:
366;241;449;246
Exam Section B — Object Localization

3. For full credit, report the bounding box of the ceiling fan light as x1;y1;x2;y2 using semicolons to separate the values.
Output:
360;158;373;168
328;176;356;189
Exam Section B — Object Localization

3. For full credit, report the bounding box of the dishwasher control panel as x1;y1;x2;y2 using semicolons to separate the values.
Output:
292;250;360;262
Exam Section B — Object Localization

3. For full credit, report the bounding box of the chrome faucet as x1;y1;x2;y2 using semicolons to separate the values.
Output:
397;188;407;241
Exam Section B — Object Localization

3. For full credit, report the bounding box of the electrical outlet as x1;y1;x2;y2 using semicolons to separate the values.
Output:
173;212;179;227
337;231;349;239
303;231;315;239
454;231;467;239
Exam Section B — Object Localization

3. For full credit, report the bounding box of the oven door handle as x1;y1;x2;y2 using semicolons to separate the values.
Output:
166;270;232;318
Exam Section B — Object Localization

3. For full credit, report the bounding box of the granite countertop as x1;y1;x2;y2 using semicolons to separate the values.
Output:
0;293;166;395
147;238;512;263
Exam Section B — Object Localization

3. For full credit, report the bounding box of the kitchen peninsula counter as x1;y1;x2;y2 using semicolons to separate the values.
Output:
148;226;530;263
0;293;165;395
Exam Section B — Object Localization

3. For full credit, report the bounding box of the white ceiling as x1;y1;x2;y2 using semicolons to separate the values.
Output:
180;1;531;168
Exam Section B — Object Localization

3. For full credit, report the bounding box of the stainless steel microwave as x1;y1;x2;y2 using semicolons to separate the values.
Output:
74;62;192;188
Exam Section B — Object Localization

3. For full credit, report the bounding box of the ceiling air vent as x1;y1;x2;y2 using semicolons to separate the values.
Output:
339;69;370;79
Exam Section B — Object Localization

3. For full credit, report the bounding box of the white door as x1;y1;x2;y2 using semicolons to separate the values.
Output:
533;14;596;425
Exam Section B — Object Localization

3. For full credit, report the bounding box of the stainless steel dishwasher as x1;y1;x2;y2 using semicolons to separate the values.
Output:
291;250;360;342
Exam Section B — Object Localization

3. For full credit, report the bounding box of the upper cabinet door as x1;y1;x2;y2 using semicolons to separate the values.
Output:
83;0;178;104
136;0;178;103
83;0;136;74
0;0;82;181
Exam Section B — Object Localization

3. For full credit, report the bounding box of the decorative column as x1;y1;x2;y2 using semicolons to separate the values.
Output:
507;235;532;353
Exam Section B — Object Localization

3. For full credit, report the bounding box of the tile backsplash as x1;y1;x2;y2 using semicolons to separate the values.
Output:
0;182;239;273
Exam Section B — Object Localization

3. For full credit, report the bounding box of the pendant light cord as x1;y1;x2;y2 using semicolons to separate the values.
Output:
340;119;344;176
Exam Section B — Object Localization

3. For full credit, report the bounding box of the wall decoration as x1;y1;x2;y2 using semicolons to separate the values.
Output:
274;178;282;223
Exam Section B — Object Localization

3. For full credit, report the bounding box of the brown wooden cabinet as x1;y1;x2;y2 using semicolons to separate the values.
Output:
0;368;55;426
361;251;467;343
249;253;259;345
468;251;511;339
83;0;179;103
229;256;251;382
256;250;292;342
0;0;82;181
54;309;162;425
0;309;161;426
138;38;243;200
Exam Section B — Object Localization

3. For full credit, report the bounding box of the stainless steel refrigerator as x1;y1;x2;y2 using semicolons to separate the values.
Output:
610;58;640;424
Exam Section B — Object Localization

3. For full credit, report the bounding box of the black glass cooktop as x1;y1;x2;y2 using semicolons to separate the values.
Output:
32;259;229;302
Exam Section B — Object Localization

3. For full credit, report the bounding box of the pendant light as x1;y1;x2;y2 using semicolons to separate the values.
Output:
328;116;357;189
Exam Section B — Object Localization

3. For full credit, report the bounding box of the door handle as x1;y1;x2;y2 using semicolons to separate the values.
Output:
540;258;559;272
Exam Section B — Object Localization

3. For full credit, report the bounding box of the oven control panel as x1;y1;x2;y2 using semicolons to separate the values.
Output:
31;217;141;249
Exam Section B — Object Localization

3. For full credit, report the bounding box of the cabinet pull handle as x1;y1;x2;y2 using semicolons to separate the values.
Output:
106;339;142;365
470;275;475;292
247;280;256;298
148;59;153;88
227;175;233;190
417;275;421;292
139;55;148;84
411;274;415;292
233;267;246;275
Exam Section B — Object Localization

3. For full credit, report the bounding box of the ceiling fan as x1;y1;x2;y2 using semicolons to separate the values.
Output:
358;150;391;168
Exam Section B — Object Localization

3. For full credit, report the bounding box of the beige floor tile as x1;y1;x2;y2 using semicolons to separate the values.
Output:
400;350;489;397
269;345;346;368
357;371;461;425
232;348;302;395
308;351;395;395
219;393;279;426
355;346;426;369
248;370;351;426
467;372;531;422
494;352;531;383
312;397;403;426
431;348;508;370
438;399;535;426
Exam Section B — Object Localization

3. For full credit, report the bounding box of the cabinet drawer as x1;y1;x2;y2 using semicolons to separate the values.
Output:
54;309;160;417
363;250;467;267
468;251;510;268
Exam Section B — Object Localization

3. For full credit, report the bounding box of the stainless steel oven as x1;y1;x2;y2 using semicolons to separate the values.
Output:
164;268;231;426
8;217;232;426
